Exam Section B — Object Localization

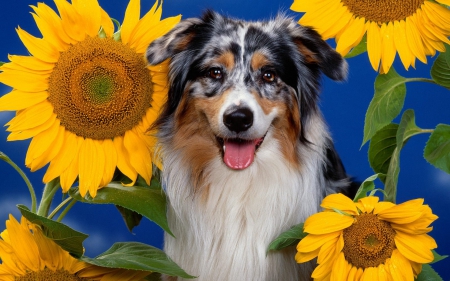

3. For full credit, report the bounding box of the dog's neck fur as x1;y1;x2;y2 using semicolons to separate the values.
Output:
161;114;330;281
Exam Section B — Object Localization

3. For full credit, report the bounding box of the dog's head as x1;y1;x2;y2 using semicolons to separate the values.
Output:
146;11;347;171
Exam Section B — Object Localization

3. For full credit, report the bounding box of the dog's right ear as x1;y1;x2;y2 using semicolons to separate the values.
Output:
146;18;202;65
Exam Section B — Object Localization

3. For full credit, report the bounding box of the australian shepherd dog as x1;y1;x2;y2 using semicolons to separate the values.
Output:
146;11;354;281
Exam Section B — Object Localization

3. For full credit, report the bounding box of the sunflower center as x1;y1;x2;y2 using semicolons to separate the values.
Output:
342;213;396;268
341;0;425;22
15;268;90;281
48;36;152;140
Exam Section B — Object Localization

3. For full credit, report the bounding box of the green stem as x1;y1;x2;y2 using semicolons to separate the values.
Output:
0;152;37;213
48;197;72;220
405;77;439;85
37;178;61;217
56;199;77;222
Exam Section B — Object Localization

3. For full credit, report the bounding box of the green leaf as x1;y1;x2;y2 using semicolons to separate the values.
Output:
17;204;88;258
81;242;195;279
363;67;407;146
69;178;172;236
116;205;143;232
267;223;306;253
368;123;399;177
385;110;423;203
431;250;448;264
415;264;443;281
0;62;4;67
345;34;367;59
431;43;450;88
353;173;383;201
424;124;450;174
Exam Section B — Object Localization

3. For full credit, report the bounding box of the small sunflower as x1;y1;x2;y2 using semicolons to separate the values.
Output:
291;0;450;73
0;0;180;197
296;193;438;280
0;214;149;281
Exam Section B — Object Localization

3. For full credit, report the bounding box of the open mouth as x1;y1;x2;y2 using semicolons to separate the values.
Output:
217;136;265;170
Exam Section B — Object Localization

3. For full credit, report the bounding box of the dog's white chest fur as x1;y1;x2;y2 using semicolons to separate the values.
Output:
162;137;324;281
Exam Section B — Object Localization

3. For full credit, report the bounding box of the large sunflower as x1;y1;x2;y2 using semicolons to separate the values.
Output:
296;194;438;280
0;214;149;280
0;0;180;197
291;0;450;73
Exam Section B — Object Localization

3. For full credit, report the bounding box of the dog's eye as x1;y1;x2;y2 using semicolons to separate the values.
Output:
208;68;223;80
262;70;276;83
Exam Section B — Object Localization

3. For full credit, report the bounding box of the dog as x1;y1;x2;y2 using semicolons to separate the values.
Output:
146;11;354;281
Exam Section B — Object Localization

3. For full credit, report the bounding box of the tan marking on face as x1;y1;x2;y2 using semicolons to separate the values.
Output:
251;51;270;71
215;51;235;71
295;39;319;64
172;89;231;197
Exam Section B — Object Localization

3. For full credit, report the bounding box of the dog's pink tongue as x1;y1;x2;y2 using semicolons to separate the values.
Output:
223;140;256;170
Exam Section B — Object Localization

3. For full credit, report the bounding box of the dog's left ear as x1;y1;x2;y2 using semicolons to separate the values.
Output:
288;22;348;81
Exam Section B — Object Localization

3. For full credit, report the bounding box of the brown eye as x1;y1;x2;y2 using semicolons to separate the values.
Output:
262;70;276;83
208;68;223;80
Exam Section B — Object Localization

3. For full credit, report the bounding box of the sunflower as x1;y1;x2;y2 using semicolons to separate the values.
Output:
291;0;450;73
0;214;150;281
296;193;438;280
0;0;180;197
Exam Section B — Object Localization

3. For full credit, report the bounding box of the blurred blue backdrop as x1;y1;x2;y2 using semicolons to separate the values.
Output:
0;0;449;279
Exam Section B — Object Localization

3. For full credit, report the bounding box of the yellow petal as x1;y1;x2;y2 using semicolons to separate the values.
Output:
60;145;81;193
424;1;450;30
357;196;380;214
394;232;436;263
100;139;118;187
290;0;320;12
123;128;152;184
133;15;182;54
330;252;348;281
43;130;80;184
380;22;396;74
121;0;140;45
295;246;320;263
7;101;54;132
393;20;413;70
304;212;354;234
377;199;424;224
436;0;450;4
320;4;353;40
321;193;359;215
0;90;48;111
32;225;64;271
100;8;115;37
336;16;367;56
299;0;343;36
0;68;49;92
312;258;333;280
16;27;60;63
54;0;86;42
360;266;377;281
377;264;389;281
7;114;57;141
72;0;102;37
405;16;427;64
347;266;358;281
31;3;74;45
30;9;68;51
28;121;64;172
421;5;450;44
78;138;104;197
128;0;159;47
297;231;340;253
7;54;54;72
317;235;340;264
113;135;137;186
388;249;414;281
367;21;382;71
24;118;60;165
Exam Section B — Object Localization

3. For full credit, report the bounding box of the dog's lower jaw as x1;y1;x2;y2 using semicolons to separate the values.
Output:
160;136;326;281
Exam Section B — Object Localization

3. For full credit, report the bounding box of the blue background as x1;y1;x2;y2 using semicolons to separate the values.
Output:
0;0;449;279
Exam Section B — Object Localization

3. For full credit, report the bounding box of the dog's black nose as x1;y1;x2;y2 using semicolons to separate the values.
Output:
223;108;253;133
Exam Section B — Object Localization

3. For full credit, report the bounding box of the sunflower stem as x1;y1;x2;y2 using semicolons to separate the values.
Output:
48;197;73;220
0;151;37;213
37;178;61;217
56;198;77;222
405;77;439;85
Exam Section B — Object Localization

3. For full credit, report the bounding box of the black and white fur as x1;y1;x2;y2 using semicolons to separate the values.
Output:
146;11;353;281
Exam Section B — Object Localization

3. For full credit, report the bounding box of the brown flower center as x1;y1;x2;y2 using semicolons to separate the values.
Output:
48;37;152;140
341;0;425;22
342;213;396;268
15;268;90;281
